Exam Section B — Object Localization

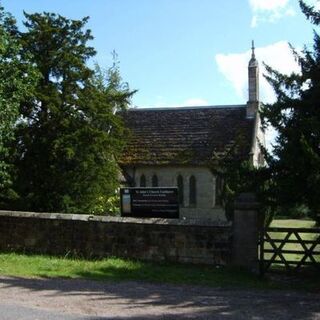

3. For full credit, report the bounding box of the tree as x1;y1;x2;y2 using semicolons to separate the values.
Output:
13;12;134;213
0;6;37;205
209;130;270;221
261;0;320;221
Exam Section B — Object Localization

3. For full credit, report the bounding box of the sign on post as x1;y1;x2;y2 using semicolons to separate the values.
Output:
120;187;179;219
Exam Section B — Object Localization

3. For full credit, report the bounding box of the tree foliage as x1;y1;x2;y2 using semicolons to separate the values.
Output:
261;0;320;221
10;12;134;213
210;130;269;221
0;6;37;203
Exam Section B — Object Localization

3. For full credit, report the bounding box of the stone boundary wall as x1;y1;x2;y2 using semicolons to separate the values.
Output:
0;211;232;265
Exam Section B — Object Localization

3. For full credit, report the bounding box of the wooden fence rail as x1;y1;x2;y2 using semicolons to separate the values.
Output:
259;227;320;274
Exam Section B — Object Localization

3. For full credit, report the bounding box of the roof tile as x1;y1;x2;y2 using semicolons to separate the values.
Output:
119;106;254;166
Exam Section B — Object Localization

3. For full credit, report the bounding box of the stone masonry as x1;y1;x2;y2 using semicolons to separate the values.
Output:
128;166;226;220
0;211;232;265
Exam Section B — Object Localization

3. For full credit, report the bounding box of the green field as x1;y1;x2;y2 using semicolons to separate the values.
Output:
270;219;317;228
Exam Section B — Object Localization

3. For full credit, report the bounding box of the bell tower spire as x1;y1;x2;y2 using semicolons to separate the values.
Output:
247;40;259;118
251;40;255;58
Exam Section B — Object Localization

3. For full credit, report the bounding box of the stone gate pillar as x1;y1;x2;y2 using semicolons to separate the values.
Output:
232;193;260;272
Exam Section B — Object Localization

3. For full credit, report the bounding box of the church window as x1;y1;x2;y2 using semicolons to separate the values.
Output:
140;174;146;187
152;174;158;187
258;152;264;166
215;175;223;206
189;175;196;206
177;175;184;206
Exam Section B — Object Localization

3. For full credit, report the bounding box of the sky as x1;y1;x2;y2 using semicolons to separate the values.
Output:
2;0;320;146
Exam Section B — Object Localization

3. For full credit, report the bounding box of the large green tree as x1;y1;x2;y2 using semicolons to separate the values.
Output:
0;6;37;204
261;0;320;221
13;12;134;213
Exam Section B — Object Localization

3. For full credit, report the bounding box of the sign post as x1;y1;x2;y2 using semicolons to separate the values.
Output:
120;187;179;219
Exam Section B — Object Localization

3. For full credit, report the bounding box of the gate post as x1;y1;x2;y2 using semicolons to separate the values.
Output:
232;193;260;272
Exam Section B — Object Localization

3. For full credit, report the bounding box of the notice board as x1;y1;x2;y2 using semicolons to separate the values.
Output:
120;187;179;219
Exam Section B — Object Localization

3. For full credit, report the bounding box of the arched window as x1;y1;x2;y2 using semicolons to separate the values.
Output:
258;152;264;166
215;175;222;206
189;175;196;206
177;175;184;206
152;174;158;187
140;174;146;187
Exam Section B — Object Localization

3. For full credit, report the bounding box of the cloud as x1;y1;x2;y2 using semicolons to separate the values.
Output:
306;0;320;11
216;41;300;151
249;0;296;27
215;41;300;104
250;0;289;11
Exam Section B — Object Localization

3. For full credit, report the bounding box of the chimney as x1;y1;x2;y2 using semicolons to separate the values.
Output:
247;41;259;118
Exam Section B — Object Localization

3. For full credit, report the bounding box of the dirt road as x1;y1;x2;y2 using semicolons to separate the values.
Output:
0;276;319;319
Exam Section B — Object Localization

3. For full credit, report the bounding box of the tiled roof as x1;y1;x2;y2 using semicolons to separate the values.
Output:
119;105;254;166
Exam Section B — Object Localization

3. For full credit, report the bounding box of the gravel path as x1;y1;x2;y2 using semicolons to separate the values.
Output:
0;276;319;319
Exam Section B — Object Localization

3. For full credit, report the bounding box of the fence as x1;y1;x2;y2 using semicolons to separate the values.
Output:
259;226;320;274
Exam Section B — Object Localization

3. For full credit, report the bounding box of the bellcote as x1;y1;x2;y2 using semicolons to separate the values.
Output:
247;41;259;118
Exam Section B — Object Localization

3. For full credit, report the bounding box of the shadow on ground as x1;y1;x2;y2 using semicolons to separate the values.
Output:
0;275;320;319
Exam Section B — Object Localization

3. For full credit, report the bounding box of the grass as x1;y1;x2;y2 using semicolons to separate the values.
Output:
270;219;317;228
0;252;319;291
0;252;264;288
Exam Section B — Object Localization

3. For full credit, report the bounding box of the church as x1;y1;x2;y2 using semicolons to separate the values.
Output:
118;44;265;221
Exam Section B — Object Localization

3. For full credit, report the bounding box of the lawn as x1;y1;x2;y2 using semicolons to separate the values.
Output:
0;252;319;291
0;253;265;288
270;219;317;228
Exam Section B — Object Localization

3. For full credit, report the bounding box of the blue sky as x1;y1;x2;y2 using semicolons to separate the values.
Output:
2;0;318;110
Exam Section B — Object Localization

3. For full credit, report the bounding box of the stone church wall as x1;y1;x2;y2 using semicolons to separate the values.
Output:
128;166;226;221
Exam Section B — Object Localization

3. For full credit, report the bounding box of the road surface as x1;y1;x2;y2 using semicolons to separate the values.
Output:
0;276;319;319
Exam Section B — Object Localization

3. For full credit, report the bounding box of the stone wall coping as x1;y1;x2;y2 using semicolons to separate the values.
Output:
234;192;260;210
0;210;231;228
234;202;260;210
